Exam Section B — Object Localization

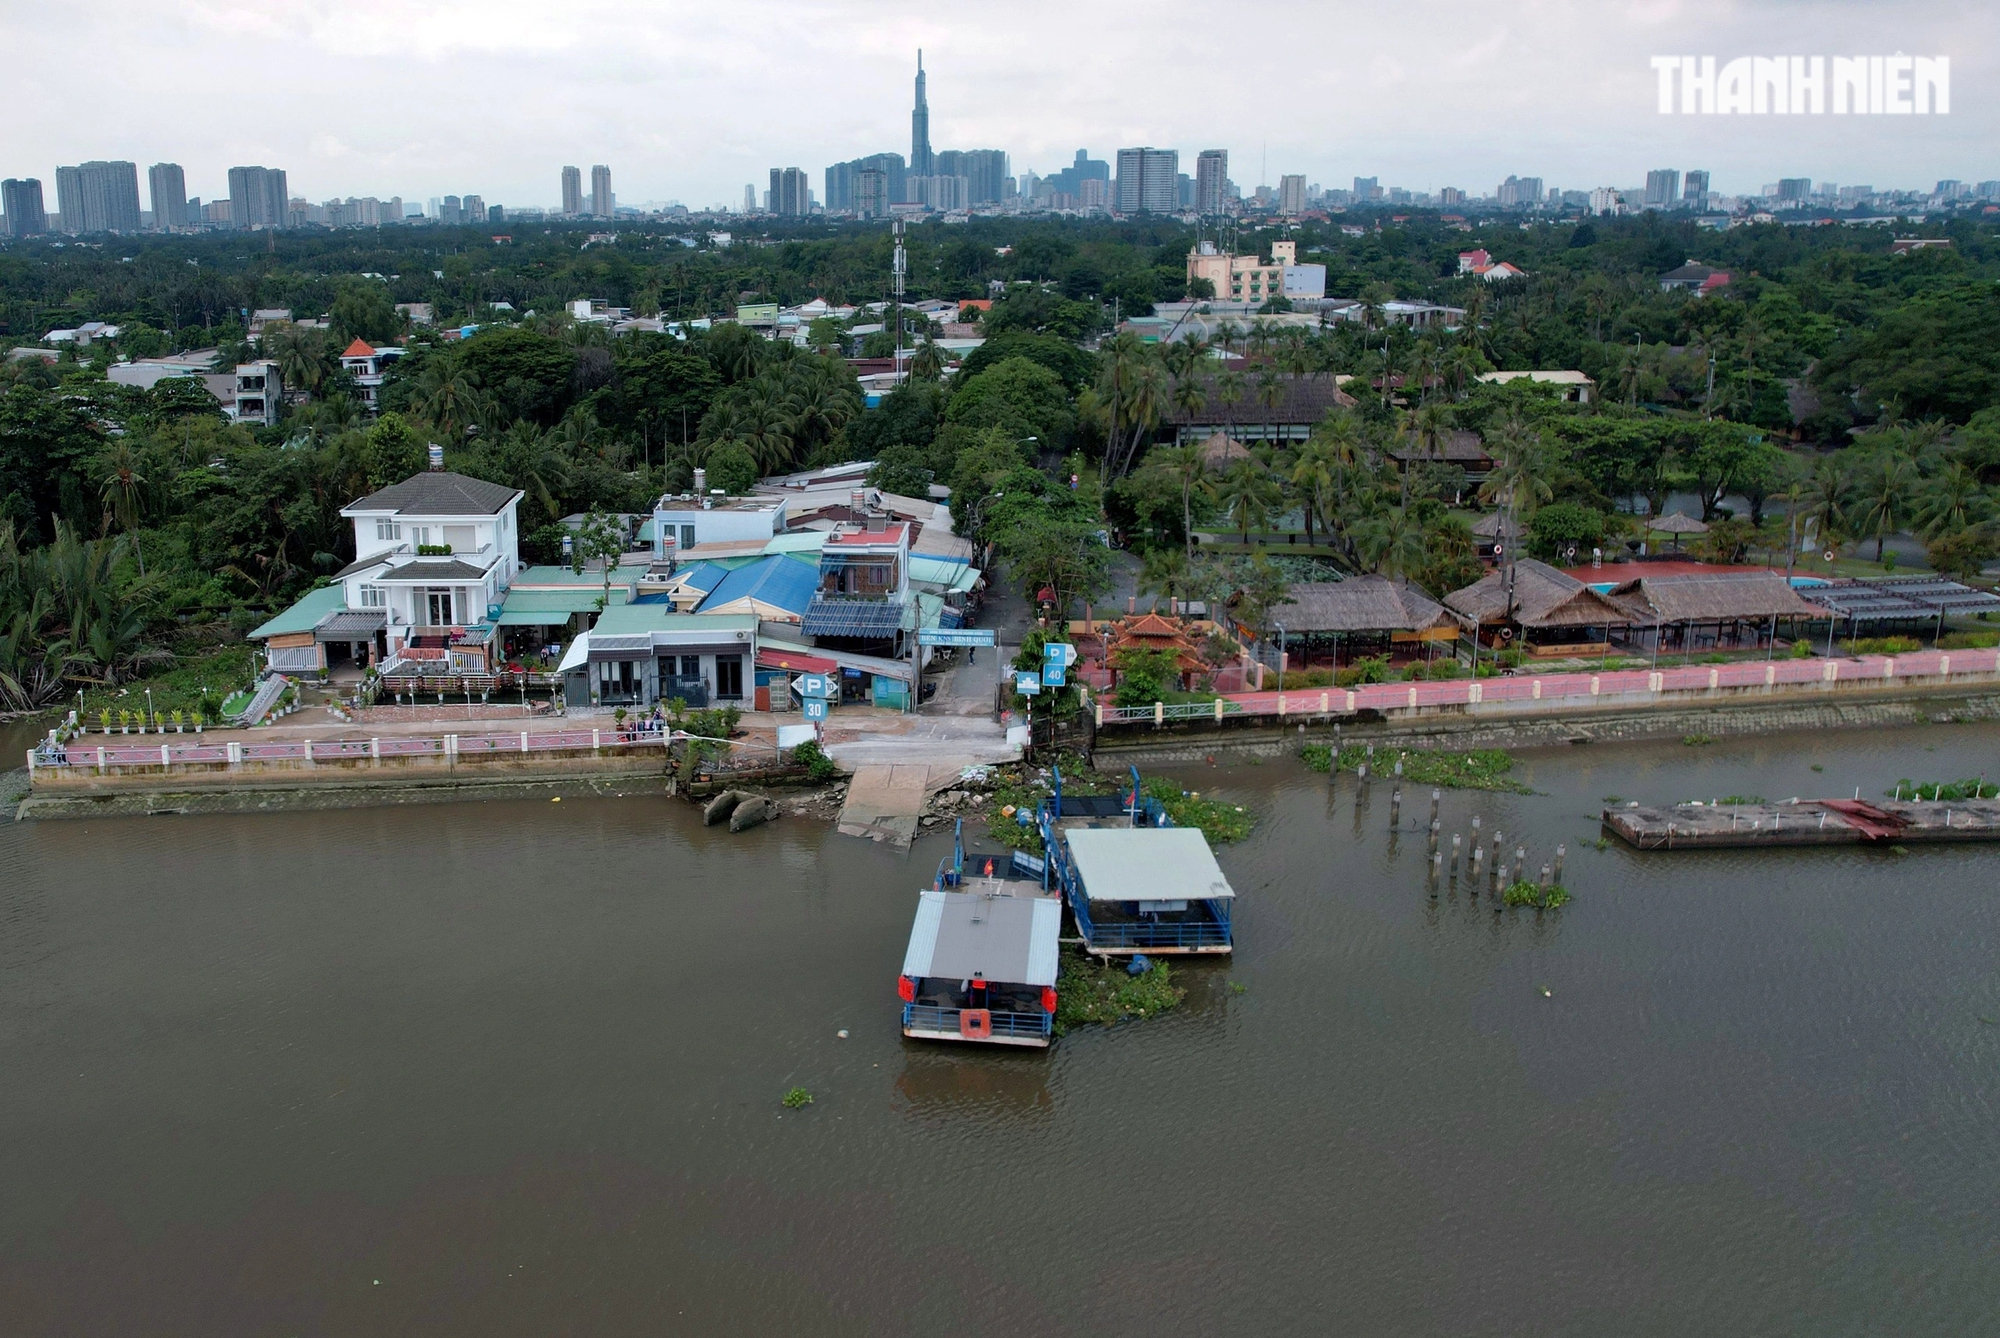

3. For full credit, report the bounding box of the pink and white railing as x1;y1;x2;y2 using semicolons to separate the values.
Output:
1090;648;2000;726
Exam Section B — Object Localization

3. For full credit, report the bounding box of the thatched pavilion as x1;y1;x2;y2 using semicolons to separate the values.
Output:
1445;558;1636;657
1272;578;1459;666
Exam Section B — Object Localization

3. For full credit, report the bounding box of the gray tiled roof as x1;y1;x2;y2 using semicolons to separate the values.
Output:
346;471;521;517
334;554;391;578
377;558;492;582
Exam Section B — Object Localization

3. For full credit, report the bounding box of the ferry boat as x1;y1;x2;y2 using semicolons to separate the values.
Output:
897;823;1061;1047
1039;767;1235;956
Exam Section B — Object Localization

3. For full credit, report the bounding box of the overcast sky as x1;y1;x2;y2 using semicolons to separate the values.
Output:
5;1;1994;209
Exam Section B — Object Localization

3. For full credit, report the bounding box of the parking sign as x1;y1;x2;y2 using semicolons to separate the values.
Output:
803;696;829;721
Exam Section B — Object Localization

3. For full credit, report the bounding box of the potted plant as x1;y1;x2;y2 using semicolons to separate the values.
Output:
192;709;205;734
170;709;184;733
98;709;111;734
118;709;131;734
613;706;629;732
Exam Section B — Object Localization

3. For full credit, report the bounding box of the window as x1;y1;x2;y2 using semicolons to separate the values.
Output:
680;524;696;549
374;519;402;542
410;526;434;547
359;584;386;608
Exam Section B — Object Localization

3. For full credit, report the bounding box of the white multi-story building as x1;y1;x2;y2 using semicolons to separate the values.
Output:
338;339;405;412
232;361;283;426
337;467;524;660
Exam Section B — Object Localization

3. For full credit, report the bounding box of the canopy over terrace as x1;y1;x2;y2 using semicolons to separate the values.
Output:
1445;557;1635;657
1604;570;1822;652
1273;577;1457;666
1798;576;2000;638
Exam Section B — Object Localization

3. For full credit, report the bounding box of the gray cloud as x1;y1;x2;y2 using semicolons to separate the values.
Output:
2;0;1991;208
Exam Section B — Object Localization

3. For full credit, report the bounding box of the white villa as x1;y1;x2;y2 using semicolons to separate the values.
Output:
252;465;524;674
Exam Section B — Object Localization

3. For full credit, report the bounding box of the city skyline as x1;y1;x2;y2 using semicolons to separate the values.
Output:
0;2;1992;211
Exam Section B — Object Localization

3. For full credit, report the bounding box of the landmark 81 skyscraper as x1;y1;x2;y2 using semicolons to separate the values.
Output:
911;51;933;176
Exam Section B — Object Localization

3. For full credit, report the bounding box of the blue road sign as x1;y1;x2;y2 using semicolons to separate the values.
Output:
918;627;996;647
797;673;837;700
1042;663;1067;688
1016;672;1042;696
1043;641;1077;668
803;696;829;721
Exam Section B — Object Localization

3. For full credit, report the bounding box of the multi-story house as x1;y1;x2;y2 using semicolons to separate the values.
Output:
250;463;523;675
338;339;405;412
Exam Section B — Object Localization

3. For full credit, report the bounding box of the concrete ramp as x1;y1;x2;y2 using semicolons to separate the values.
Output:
837;763;947;847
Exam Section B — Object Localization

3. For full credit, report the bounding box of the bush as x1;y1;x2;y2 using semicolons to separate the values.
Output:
790;739;839;782
1844;635;1921;655
1938;630;2000;649
1334;655;1389;687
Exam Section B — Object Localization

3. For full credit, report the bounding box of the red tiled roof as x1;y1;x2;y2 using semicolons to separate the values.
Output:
756;648;838;673
342;338;376;358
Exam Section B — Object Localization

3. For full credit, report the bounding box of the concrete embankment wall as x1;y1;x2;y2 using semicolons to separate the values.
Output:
1090;683;2000;768
18;748;669;819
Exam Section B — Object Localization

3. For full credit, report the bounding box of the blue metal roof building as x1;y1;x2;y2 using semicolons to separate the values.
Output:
695;554;818;622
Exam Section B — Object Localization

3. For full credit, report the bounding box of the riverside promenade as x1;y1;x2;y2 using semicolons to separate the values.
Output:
1088;648;2000;729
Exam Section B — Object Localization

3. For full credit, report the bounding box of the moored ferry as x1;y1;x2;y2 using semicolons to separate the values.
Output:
897;824;1061;1047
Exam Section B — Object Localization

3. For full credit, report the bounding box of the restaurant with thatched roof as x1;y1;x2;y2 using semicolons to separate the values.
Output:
1444;557;1636;657
1273;577;1459;666
1605;570;1825;652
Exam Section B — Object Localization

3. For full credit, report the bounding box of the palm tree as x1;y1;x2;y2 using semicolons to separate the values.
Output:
1857;455;1918;561
1912;461;1992;540
1254;370;1287;441
1148;441;1212;558
1355;506;1428;579
1112;359;1172;478
1139;546;1193;613
1477;416;1553;519
1289;441;1337;548
1412;403;1452;466
262;323;336;399
909;339;945;383
96;443;149;575
415;364;479;440
1213;368;1246;437
1216;460;1282;544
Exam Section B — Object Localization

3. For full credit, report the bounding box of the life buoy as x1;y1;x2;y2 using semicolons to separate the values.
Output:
959;1008;992;1039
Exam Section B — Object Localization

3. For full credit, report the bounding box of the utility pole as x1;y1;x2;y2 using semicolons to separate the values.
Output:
891;217;907;387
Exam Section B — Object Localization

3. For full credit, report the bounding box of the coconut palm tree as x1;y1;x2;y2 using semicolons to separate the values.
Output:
1289;440;1337;548
1147;441;1212;558
415;364;479;440
1857;455;1918;561
1912;461;1992;540
1355;506;1428;579
1213;368;1246;437
1477;416;1553;519
96;443;149;575
1139;546;1193;613
1216;460;1282;544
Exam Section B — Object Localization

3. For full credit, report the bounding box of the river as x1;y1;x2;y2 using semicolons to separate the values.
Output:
3;718;1997;1335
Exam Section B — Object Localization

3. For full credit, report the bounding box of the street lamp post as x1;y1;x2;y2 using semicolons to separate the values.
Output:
144;688;154;733
1275;623;1286;695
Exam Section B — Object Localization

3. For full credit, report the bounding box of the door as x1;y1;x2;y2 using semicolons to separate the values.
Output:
426;589;454;626
715;655;743;700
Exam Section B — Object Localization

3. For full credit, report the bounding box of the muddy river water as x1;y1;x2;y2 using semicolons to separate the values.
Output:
2;716;1997;1334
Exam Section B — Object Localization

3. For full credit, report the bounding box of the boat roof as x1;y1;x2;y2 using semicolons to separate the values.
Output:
1062;827;1236;902
900;888;1061;987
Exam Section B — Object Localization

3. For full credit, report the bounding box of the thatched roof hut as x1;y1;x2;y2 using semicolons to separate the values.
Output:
1445;558;1636;630
1468;512;1523;540
1275;578;1457;640
1605;571;1820;625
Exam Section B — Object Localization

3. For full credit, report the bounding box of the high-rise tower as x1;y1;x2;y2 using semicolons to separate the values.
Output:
910;51;933;177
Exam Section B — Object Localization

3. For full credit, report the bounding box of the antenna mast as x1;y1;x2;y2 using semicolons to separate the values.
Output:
892;217;907;385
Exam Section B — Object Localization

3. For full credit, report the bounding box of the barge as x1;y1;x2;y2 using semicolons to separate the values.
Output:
897;824;1061;1047
1604;797;2000;850
1040;768;1235;956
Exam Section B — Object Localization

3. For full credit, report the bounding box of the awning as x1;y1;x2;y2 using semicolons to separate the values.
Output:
802;597;905;638
496;588;608;625
757;647;838;673
314;609;387;642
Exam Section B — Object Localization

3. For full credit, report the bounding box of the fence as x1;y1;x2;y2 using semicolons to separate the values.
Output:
900;1003;1052;1040
1088;648;2000;727
27;725;672;782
